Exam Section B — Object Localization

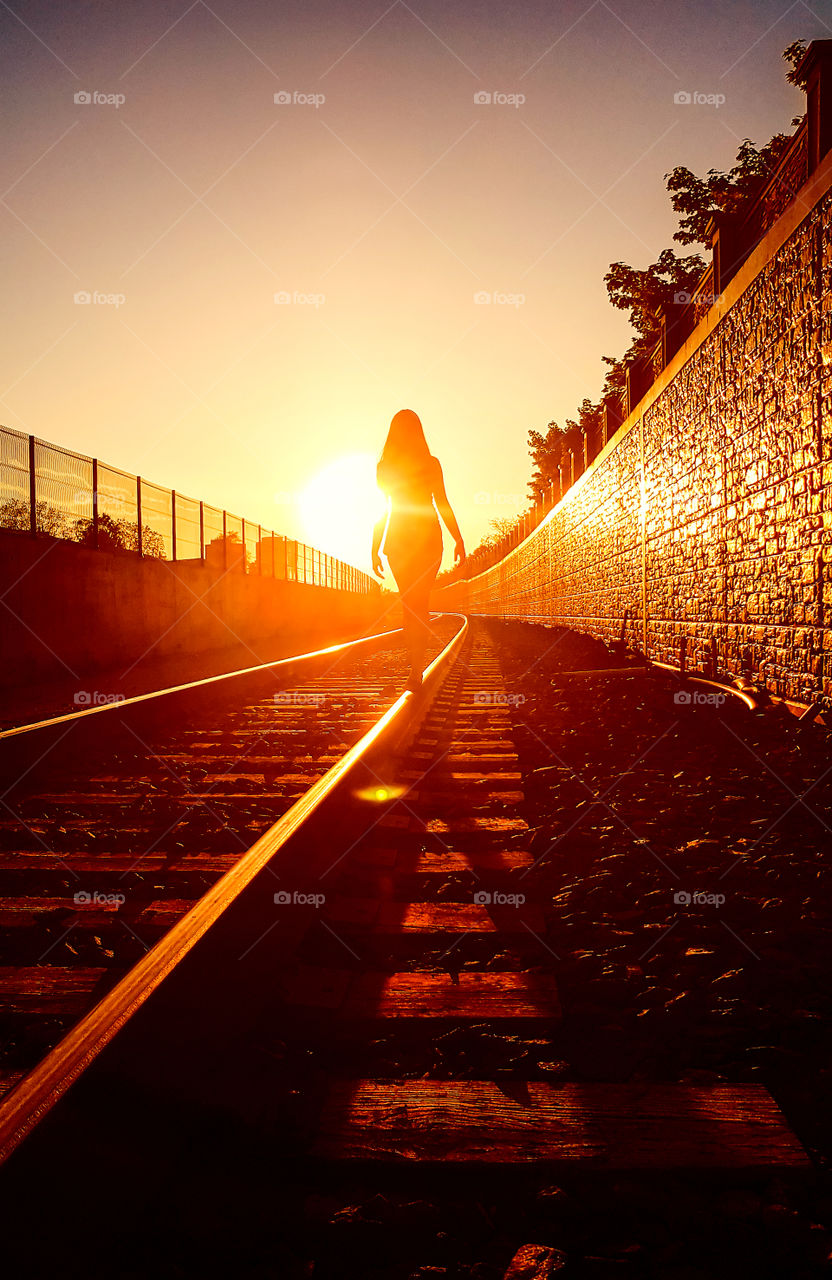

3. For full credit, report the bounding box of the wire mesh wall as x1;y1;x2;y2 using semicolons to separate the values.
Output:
0;426;31;530
140;479;173;560
97;463;139;549
0;425;377;594
244;522;259;577
174;492;200;561
33;440;93;539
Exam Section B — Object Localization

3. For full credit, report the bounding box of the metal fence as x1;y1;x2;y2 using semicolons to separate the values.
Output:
0;425;377;595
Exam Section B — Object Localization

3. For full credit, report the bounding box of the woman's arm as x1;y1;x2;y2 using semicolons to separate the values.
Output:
371;499;390;577
432;459;465;564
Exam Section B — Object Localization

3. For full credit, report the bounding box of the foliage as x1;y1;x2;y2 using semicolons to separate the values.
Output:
783;38;809;87
600;355;627;402
0;497;165;557
664;134;795;247
0;498;68;537
663;42;806;250
74;512;165;557
527;421;568;501
604;247;707;355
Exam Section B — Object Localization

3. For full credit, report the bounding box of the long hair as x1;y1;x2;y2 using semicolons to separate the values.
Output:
377;409;432;493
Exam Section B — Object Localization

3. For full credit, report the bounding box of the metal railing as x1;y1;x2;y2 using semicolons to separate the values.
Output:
0;425;377;595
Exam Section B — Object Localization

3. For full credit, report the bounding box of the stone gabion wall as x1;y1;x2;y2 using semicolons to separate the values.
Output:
435;164;832;706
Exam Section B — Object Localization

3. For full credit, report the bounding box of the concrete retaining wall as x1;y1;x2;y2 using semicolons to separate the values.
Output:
435;147;832;706
0;532;386;692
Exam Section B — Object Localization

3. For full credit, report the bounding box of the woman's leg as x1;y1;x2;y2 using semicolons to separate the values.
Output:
389;553;440;687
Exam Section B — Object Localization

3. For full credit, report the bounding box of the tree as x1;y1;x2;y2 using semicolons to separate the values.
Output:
784;38;809;87
73;512;165;557
666;136;795;247
662;43;807;250
527;421;568;501
665;43;807;248
0;498;70;537
601;355;627;400
565;397;604;455
604;247;707;357
517;40;810;530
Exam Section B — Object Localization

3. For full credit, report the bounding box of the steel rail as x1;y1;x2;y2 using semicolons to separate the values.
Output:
649;660;761;712
464;613;760;712
0;624;406;742
0;613;468;1164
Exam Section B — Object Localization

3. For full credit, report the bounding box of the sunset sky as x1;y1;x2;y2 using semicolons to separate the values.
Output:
0;0;822;571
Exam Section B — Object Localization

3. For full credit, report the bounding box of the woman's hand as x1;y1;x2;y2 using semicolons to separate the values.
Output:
372;552;384;578
453;538;466;565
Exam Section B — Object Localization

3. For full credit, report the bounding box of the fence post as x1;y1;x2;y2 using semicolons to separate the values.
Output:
171;490;177;561
800;40;832;173
602;396;622;446
625;357;652;419
241;518;246;573
28;435;36;537
707;212;748;299
222;510;227;571
258;524;262;574
136;477;143;556
199;501;205;559
91;457;99;549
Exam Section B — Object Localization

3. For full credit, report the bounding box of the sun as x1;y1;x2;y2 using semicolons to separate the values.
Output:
299;452;387;571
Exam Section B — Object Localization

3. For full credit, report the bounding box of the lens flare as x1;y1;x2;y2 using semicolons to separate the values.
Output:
354;783;406;803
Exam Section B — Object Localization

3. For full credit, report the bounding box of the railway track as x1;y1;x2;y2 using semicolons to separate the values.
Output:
0;620;459;1096
0;616;816;1279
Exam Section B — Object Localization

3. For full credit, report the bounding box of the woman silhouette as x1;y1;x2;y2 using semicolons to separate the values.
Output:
372;409;465;690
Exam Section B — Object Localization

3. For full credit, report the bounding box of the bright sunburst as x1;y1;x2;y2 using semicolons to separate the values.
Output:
299;452;387;571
